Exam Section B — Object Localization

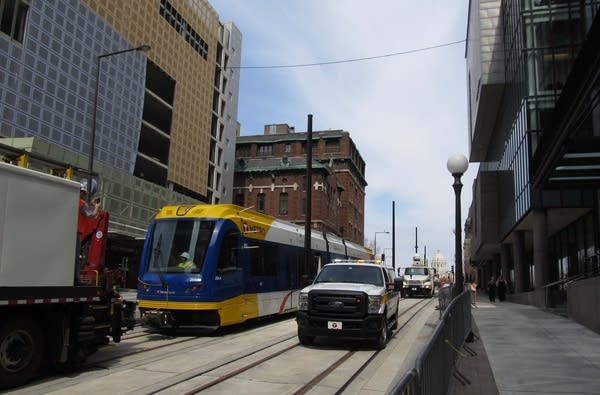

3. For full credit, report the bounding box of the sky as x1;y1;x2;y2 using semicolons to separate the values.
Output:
209;0;478;272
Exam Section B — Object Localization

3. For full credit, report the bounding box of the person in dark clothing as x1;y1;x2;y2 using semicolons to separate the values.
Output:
487;277;497;302
497;276;507;301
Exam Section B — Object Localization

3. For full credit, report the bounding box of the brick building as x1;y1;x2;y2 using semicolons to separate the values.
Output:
234;124;367;245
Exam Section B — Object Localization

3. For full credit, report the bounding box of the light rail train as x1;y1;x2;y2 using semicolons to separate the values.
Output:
137;204;372;329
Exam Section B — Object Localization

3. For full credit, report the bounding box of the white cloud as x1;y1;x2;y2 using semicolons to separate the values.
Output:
210;0;476;269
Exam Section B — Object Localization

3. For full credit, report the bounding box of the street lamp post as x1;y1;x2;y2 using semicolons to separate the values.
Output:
88;44;151;202
447;154;469;298
374;231;389;258
384;248;393;265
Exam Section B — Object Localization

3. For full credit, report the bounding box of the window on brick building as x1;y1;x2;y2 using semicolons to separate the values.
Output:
325;139;340;152
234;192;244;207
237;145;250;157
257;193;265;212
284;143;291;153
258;144;272;156
279;193;288;215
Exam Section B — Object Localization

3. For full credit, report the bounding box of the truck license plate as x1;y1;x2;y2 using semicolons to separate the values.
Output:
327;321;342;330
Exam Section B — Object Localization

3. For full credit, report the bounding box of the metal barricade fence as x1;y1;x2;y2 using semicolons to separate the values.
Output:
437;285;452;319
388;288;472;395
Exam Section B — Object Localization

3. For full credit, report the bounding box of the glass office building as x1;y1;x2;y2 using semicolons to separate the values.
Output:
466;0;600;314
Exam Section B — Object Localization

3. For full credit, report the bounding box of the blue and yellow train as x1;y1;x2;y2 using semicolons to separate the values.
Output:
137;204;373;329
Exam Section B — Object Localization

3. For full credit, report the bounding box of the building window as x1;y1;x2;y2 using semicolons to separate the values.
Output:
258;145;272;156
234;192;244;206
159;0;208;60
257;193;265;212
325;139;340;152
279;193;288;215
237;145;250;157
0;0;29;43
284;143;291;153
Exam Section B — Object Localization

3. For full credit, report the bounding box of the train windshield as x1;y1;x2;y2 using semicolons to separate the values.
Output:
315;265;383;286
405;267;429;276
148;219;215;274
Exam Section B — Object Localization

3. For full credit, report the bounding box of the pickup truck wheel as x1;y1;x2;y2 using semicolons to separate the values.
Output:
375;316;388;349
0;318;44;389
298;334;315;345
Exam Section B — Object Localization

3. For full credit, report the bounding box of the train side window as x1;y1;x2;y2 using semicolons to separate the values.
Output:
250;243;278;276
217;230;238;274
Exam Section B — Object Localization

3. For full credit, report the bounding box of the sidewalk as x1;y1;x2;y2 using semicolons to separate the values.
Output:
448;296;600;395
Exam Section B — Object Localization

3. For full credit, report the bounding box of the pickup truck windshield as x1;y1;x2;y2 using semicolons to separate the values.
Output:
315;265;383;286
404;267;429;276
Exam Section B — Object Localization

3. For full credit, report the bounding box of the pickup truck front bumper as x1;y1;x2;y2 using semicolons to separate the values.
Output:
296;311;385;340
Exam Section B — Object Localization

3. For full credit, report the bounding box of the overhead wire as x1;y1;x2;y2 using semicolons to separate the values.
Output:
226;39;466;70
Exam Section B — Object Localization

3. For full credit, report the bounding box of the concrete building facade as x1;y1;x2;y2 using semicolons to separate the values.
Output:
234;124;367;245
465;0;600;332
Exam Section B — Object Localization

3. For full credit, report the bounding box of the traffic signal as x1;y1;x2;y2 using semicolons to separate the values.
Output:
381;253;385;261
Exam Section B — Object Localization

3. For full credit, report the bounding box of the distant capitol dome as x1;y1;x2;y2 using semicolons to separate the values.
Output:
430;250;448;277
432;250;445;262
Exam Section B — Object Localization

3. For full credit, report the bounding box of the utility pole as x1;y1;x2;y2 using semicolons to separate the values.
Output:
304;114;313;272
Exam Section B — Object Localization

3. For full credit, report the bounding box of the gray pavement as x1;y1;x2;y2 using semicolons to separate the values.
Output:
448;294;600;395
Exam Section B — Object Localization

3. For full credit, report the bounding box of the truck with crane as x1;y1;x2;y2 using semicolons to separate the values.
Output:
397;227;435;298
0;146;136;389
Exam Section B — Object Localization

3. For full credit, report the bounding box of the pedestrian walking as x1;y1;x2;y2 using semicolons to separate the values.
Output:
487;277;497;302
497;276;507;301
470;281;478;307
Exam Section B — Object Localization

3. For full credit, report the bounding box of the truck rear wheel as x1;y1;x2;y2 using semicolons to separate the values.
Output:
0;318;44;389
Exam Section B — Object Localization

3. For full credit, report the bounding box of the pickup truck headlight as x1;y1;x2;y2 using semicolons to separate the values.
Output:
424;281;432;289
368;295;384;314
298;292;309;311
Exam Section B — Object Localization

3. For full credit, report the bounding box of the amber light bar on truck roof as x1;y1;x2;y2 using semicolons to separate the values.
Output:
331;259;384;265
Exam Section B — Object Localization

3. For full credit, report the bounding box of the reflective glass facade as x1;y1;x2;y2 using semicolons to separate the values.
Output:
492;0;600;236
0;0;146;173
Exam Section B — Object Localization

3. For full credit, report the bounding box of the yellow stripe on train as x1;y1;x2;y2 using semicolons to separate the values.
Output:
154;204;276;242
138;294;260;326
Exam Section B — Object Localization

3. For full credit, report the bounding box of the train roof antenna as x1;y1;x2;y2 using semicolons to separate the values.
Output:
238;206;254;215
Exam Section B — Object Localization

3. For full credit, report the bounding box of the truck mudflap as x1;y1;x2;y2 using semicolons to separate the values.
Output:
296;311;385;340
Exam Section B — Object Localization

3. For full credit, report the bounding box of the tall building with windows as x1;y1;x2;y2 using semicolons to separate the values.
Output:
234;124;368;245
0;0;241;284
466;0;600;330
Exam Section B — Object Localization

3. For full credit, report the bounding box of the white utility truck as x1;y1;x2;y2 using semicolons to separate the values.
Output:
0;159;135;389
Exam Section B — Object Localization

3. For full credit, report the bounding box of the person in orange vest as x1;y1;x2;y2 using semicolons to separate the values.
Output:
77;179;100;236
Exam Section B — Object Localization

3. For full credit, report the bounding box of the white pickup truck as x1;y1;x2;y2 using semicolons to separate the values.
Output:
296;260;400;349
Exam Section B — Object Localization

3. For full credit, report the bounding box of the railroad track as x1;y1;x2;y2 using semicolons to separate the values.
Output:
8;298;437;394
138;298;433;394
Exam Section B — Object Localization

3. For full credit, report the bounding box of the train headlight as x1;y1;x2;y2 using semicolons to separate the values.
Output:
368;295;383;314
298;292;309;311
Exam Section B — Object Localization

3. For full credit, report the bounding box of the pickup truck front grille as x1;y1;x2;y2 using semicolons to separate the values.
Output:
308;290;367;318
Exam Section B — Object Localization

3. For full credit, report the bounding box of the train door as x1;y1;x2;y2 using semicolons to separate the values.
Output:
212;227;243;302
